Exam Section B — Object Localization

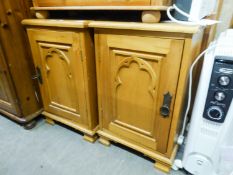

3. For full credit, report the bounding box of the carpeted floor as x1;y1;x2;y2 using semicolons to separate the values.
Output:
0;115;186;175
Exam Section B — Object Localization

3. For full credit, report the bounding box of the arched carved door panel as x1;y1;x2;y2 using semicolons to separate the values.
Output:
110;49;162;150
39;44;80;114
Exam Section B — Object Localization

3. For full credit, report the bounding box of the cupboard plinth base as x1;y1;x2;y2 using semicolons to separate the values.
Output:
99;136;111;146
45;117;55;125
141;11;161;23
83;134;98;143
42;111;98;139
97;130;174;173
154;161;171;173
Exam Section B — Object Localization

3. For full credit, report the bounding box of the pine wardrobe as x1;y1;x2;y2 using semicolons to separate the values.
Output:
0;0;42;128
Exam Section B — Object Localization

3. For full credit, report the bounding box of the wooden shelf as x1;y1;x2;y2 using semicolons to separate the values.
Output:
31;6;168;23
31;6;168;11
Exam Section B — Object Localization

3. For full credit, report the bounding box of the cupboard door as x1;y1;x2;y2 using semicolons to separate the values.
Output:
28;29;87;124
96;32;184;153
34;0;151;6
0;45;19;115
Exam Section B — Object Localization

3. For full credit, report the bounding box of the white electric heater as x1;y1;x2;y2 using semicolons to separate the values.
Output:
182;29;233;175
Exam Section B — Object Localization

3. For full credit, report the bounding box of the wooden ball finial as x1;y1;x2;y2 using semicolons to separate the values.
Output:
141;11;161;23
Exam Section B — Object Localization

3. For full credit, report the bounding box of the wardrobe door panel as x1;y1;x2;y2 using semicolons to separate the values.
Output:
0;45;19;115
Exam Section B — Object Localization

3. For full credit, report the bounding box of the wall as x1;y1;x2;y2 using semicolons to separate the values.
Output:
215;0;233;37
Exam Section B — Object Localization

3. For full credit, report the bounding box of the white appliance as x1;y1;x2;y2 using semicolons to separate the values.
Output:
182;29;233;175
173;0;217;21
189;0;217;21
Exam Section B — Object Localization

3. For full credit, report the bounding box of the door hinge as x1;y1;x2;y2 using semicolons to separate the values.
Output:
34;91;40;103
32;66;43;84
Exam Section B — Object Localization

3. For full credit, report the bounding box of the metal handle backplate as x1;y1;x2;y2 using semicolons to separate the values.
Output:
160;92;172;117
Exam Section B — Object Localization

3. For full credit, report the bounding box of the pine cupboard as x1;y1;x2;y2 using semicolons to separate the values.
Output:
0;0;42;128
22;19;203;172
23;19;98;142
92;21;203;172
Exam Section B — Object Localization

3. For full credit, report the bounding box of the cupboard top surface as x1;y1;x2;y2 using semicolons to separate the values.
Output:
22;19;201;34
22;19;89;28
89;21;201;34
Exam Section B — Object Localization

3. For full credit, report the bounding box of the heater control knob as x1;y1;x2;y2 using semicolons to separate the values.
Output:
214;91;226;101
207;106;223;120
218;75;230;86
